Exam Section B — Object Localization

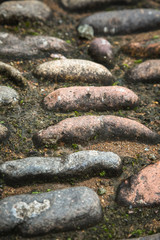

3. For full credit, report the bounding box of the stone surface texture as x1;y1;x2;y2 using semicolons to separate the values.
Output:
34;59;114;85
0;86;19;106
0;151;122;185
44;86;139;112
77;24;94;40
0;33;72;59
0;1;52;24
126;60;160;83
0;187;103;236
80;9;160;35
0;123;9;142
88;38;113;64
33;115;160;146
124;233;160;240
116;161;160;207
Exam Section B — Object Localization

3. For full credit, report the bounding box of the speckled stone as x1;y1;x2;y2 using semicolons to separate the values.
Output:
0;86;19;106
0;1;52;24
33;59;114;85
126;60;160;83
33;115;160;147
44;86;139;112
116;161;160;207
79;9;160;35
0;123;9;143
0;187;103;236
0;151;122;185
0;33;72;59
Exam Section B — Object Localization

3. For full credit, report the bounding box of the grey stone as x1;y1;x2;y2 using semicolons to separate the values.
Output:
0;186;103;236
33;115;160;147
0;1;52;24
0;123;9;143
124;233;160;240
97;187;106;195
33;59;114;85
0;86;19;106
79;9;160;36
0;33;72;59
0;151;122;185
77;24;94;40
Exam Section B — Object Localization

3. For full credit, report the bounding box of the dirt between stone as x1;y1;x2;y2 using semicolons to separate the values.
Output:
0;0;160;239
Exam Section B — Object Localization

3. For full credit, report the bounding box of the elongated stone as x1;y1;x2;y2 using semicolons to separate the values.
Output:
79;9;160;35
116;161;160;207
0;33;72;59
0;86;19;106
44;86;138;112
126;60;160;83
0;151;121;185
33;115;160;147
121;40;160;58
60;0;137;11
0;1;52;24
0;187;103;236
33;59;114;85
0;123;9;143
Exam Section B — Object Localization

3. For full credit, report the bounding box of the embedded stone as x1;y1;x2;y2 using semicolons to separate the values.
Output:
60;0;138;11
0;33;72;59
0;1;52;24
126;60;160;83
44;86;139;112
121;40;160;58
79;9;160;35
33;115;160;147
33;59;114;85
124;233;160;240
0;187;103;236
0;151;122;185
116;161;160;207
0;123;9;143
88;38;113;64
77;24;94;40
0;86;19;106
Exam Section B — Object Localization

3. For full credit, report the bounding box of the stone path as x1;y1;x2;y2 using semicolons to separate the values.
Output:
0;0;159;239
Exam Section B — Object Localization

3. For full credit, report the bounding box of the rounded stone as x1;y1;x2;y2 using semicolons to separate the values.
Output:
0;86;19;106
0;123;9;143
77;24;94;40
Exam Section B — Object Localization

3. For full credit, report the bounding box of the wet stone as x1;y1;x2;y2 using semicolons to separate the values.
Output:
0;151;122;185
124;233;160;240
0;33;72;59
0;1;52;24
44;86;139;112
88;38;114;64
0;86;19;106
116;161;160;207
60;0;137;11
33;115;160;147
0;123;9;143
79;9;160;35
121;40;160;58
0;187;103;236
77;24;94;40
34;59;114;85
126;60;160;83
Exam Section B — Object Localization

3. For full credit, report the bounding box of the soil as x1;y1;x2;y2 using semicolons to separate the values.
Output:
0;0;160;239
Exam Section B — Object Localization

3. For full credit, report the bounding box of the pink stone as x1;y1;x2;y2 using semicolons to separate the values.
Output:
116;161;160;207
44;86;138;111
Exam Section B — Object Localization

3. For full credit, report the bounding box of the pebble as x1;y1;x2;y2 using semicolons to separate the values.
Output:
124;233;160;240
44;86;139;112
0;186;103;236
34;59;114;85
0;151;122;185
77;24;94;40
32;115;160;147
126;60;160;83
121;40;160;58
60;0;136;11
116;161;160;207
0;123;9;143
0;1;52;24
0;86;19;106
88;38;113;64
79;9;160;35
0;33;72;59
149;154;156;160
97;187;106;195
